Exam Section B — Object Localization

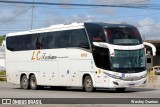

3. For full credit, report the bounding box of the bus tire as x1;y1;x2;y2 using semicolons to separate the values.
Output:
30;75;38;90
20;75;29;90
116;88;126;92
83;75;95;92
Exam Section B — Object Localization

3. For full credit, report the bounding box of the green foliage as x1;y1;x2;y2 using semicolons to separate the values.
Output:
0;71;6;81
0;36;5;46
0;71;6;75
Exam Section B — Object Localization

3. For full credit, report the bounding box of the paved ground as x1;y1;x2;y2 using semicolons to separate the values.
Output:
0;82;160;98
0;82;159;107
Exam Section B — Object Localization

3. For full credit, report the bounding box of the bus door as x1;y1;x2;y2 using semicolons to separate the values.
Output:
92;47;110;87
85;24;110;87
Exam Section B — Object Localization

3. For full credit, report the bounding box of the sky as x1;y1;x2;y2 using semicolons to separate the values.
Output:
0;0;160;40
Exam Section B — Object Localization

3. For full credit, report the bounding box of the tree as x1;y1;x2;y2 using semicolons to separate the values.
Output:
0;36;5;46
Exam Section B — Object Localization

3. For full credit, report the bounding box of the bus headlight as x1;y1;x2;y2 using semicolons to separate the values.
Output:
141;73;147;78
109;74;121;79
103;72;121;79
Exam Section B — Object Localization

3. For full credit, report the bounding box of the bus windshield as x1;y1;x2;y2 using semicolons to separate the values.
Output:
105;27;143;45
110;49;146;73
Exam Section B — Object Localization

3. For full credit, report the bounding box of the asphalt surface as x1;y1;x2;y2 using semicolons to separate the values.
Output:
0;82;159;107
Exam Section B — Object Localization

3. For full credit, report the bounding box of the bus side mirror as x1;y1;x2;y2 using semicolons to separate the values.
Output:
143;42;156;56
92;42;114;56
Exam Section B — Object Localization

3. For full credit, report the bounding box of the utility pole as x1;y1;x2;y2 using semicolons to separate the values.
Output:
31;0;34;30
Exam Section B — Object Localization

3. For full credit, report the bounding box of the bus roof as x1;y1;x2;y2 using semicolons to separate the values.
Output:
84;22;135;28
6;22;84;37
6;22;135;37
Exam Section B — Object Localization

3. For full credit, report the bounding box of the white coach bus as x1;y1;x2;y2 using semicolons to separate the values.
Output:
5;22;155;92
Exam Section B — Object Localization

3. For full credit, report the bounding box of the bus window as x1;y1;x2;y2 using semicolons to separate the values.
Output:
25;35;33;50
6;36;17;51
86;26;106;42
105;27;143;45
55;31;69;48
69;29;89;49
92;47;110;70
43;32;57;49
36;36;44;49
7;35;31;51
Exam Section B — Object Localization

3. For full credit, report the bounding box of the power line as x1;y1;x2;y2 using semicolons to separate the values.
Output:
0;7;32;26
0;0;159;10
0;3;96;9
122;0;149;5
1;0;160;10
123;0;149;5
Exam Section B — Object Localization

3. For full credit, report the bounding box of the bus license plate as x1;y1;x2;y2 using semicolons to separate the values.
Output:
129;84;135;87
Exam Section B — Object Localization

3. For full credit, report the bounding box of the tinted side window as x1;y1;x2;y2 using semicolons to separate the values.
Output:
6;36;17;51
6;34;45;51
105;27;143;45
86;26;105;42
69;29;89;49
56;31;69;48
35;33;44;49
43;32;57;49
25;34;35;50
6;29;89;51
7;35;30;51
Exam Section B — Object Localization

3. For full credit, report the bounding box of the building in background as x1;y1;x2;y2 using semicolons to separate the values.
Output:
145;40;160;70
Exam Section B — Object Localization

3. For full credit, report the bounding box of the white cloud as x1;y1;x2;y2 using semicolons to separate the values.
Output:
45;15;66;25
68;14;97;22
0;2;30;24
92;0;149;5
139;18;154;26
45;14;97;26
138;18;160;40
90;7;117;16
89;0;150;18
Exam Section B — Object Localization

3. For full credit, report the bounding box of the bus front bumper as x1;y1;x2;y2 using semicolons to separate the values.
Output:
109;77;147;88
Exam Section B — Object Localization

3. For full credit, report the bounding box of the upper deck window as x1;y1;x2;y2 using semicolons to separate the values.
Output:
85;26;106;42
105;27;143;45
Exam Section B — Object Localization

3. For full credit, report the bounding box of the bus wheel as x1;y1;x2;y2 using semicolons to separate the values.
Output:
83;75;95;92
20;75;29;90
116;88;126;92
30;75;37;90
